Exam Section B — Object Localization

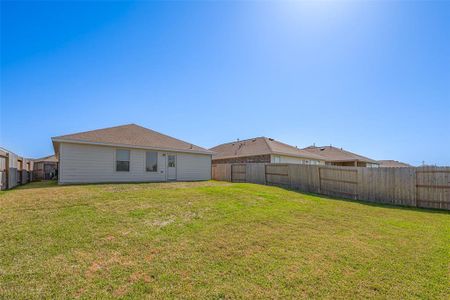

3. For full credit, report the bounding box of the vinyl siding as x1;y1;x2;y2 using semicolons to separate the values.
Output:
7;152;19;188
59;143;211;184
177;153;211;181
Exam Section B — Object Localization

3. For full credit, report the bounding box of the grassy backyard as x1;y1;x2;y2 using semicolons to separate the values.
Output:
0;181;449;299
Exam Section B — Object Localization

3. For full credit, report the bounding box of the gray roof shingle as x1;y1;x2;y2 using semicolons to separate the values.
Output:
303;145;378;164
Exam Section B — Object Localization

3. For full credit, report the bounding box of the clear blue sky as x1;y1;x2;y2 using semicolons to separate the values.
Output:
1;1;449;166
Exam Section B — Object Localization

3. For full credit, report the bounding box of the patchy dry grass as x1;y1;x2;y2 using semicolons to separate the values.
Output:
0;181;449;299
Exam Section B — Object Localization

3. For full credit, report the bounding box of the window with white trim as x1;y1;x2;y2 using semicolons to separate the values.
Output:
146;151;158;172
116;149;130;172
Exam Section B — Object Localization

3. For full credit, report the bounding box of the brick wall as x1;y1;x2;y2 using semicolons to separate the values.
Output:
212;155;271;164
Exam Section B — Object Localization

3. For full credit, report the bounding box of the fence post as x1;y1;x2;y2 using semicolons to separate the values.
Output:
318;166;322;194
414;168;418;208
356;167;360;200
264;164;267;186
230;164;233;182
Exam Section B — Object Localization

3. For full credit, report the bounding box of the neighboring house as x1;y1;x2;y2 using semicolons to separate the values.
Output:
210;137;326;165
378;160;412;168
303;145;379;167
51;124;213;184
0;147;33;190
33;155;58;180
0;148;7;190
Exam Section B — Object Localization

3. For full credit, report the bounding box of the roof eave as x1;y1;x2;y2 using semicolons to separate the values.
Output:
270;151;326;161
51;138;214;155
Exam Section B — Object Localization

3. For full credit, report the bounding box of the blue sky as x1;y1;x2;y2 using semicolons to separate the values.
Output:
1;1;449;166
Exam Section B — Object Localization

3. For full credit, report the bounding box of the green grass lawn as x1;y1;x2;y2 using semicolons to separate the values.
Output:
0;181;449;299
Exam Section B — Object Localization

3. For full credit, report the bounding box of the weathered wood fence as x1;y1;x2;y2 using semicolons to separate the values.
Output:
212;163;450;210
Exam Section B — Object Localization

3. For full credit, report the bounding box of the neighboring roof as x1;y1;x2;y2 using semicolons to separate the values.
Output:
0;147;22;158
210;137;326;161
52;124;212;155
33;155;58;163
303;145;378;164
378;160;412;168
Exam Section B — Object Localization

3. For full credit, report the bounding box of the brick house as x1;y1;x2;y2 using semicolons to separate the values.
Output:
210;137;325;165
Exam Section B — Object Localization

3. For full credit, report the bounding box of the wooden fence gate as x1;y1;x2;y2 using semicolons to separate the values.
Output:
231;164;246;183
416;167;450;210
265;164;289;186
318;167;358;199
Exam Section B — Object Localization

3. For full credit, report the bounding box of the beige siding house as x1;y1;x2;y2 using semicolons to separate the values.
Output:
210;137;326;165
0;147;33;189
52;124;212;184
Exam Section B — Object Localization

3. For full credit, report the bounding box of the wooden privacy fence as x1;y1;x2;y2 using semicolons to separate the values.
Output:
212;163;450;210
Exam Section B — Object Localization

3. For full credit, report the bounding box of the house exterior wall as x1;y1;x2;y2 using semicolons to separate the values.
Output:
0;150;33;189
176;153;211;181
0;156;6;190
59;143;211;184
212;155;271;164
271;155;325;165
327;161;379;168
0;156;6;171
7;152;19;189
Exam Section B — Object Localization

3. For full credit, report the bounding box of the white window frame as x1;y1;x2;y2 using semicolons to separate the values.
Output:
115;149;130;172
145;151;158;172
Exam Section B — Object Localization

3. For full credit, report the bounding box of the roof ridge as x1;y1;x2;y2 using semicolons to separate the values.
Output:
263;137;275;153
139;126;206;150
334;146;375;162
307;145;377;163
211;136;266;149
53;123;136;139
268;138;300;150
265;138;326;160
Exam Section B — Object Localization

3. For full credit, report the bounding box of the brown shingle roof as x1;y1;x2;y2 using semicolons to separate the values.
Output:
52;124;212;154
378;160;412;168
210;137;326;161
303;145;378;164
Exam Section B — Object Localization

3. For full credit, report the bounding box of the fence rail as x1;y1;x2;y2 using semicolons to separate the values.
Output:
212;163;450;210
